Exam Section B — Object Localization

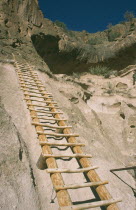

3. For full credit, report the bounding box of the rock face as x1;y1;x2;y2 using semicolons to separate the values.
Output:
1;0;136;75
0;1;136;210
0;103;40;210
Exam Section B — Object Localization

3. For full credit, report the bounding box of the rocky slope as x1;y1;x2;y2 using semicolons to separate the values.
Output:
1;0;136;75
0;1;136;210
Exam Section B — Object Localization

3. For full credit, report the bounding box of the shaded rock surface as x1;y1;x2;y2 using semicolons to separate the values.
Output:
0;103;40;210
1;0;136;75
0;0;136;210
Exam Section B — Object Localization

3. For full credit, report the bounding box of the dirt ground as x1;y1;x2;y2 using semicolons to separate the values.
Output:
0;63;135;210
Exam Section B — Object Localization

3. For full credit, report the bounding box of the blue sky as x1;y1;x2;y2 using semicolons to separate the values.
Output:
38;0;136;33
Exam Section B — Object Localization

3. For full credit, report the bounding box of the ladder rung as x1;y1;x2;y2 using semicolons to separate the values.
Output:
19;79;41;83
32;122;71;128
55;180;108;190
27;103;58;109
59;199;122;210
20;83;44;87
18;71;37;76
20;81;42;86
24;93;52;99
20;83;42;90
21;86;45;91
18;74;39;78
19;78;40;83
22;90;52;95
37;131;79;137
17;68;34;71
18;73;34;76
40;142;85;147
46;166;98;173
42;153;92;159
19;78;40;82
31;116;67;121
17;67;29;70
19;77;37;80
16;67;28;69
24;98;55;103
29;108;63;114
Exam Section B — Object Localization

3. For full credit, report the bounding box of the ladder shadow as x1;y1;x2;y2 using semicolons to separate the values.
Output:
73;198;97;205
51;146;69;151
47;136;64;140
111;171;136;197
76;159;107;210
36;155;73;170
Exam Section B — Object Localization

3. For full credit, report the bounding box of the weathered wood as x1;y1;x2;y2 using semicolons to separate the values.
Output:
42;153;92;158
37;131;79;137
22;90;52;95
18;74;72;207
19;80;43;85
32;122;72;129
27;103;58;109
20;75;37;79
25;98;57;104
21;83;44;88
46;166;98;173
49;109;120;209
19;76;39;80
19;78;41;83
55;180;108;190
21;86;45;91
40;142;85;147
29;108;63;114
24;93;52;99
110;166;136;172
18;73;38;77
31;115;67;121
20;81;42;86
19;78;42;84
59;199;122;210
18;75;40;79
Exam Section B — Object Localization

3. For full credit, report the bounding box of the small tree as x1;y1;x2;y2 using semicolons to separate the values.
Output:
124;11;135;22
107;23;113;29
54;20;68;31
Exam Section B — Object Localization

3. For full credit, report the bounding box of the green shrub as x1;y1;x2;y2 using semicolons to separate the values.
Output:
107;23;113;29
124;11;135;22
54;20;68;31
72;72;81;79
105;82;115;94
108;31;121;41
68;30;75;37
130;23;135;31
88;37;103;45
88;66;111;76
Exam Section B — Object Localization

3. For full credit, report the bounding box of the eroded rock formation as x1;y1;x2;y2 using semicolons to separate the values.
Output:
0;1;136;210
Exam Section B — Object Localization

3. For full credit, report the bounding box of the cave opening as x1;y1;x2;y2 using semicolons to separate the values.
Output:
31;33;89;75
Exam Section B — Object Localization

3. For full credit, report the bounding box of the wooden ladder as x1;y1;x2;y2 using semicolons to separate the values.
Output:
13;58;121;210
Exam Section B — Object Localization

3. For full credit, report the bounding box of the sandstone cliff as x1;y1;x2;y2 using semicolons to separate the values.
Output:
1;0;136;75
0;1;136;210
